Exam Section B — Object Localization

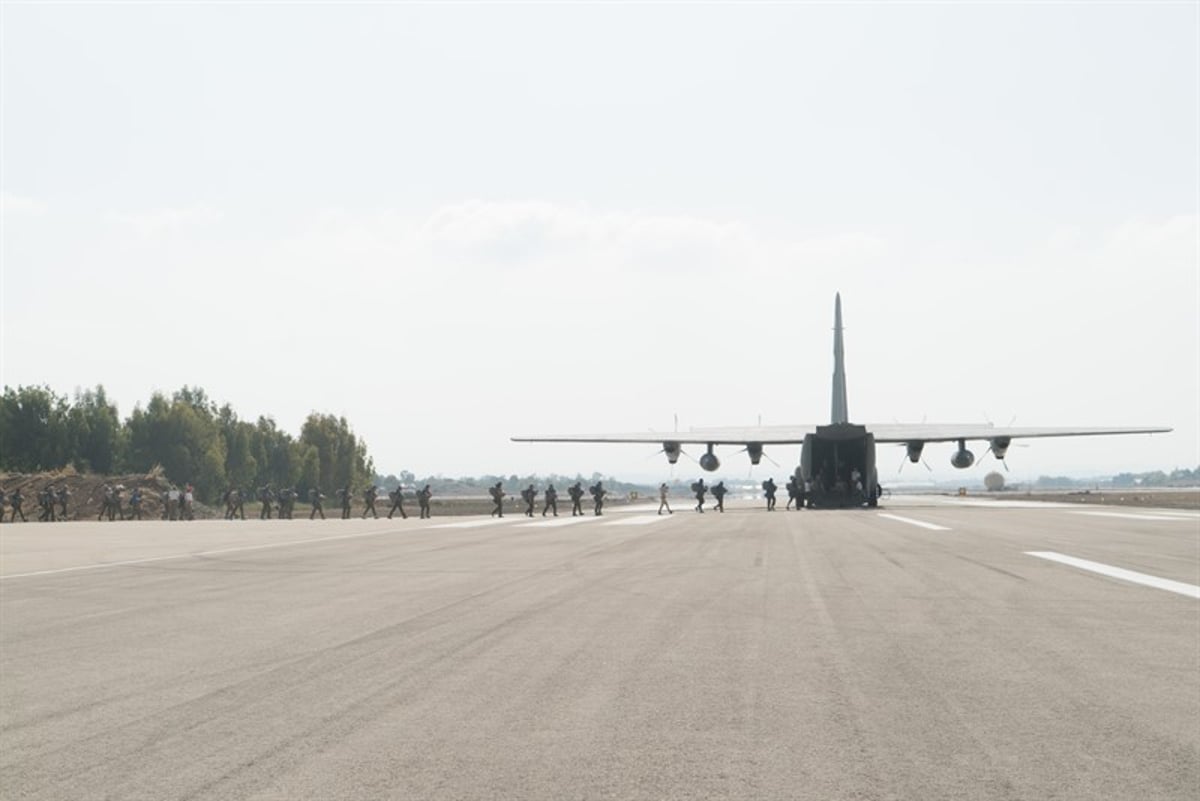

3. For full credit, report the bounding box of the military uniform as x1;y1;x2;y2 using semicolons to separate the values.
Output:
129;488;144;520
98;484;113;521
57;486;70;520
692;479;707;513
657;483;672;515
568;483;584;516
542;485;558;517
387;487;407;519
112;485;126;520
417;485;432;519
39;486;56;522
763;478;777;511
521;485;537;517
310;488;326;520
589;482;606;516
712;481;727;512
489;483;506;518
362;486;379;518
338;486;352;519
11;489;26;522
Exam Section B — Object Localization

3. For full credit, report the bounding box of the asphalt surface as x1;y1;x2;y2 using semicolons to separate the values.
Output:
1;498;1197;800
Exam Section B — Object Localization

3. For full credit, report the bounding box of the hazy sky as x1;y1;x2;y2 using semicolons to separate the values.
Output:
2;3;1197;483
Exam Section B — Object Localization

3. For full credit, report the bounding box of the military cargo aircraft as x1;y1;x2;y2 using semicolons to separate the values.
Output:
512;295;1171;508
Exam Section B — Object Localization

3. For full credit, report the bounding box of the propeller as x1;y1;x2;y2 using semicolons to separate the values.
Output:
730;443;782;473
643;443;697;477
896;448;933;474
976;446;1009;472
977;441;1028;472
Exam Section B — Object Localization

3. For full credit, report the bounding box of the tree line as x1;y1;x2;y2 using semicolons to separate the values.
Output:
0;385;374;503
1034;467;1199;489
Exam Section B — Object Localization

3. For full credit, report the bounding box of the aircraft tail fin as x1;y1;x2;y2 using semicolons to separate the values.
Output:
831;293;849;424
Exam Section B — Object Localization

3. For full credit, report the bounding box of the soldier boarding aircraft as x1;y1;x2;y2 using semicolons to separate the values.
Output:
512;295;1171;509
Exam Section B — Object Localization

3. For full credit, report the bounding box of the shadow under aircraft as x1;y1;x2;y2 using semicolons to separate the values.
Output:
512;295;1171;509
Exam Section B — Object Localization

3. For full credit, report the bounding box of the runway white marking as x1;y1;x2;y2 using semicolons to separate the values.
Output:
1;527;404;581
877;513;951;531
1026;551;1200;599
516;516;602;528
1068;511;1197;522
604;514;670;527
894;495;1076;509
430;518;511;529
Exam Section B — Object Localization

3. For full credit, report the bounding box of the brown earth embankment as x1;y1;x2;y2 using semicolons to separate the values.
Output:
0;468;217;521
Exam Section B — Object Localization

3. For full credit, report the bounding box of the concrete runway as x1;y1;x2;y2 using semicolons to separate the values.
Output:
2;498;1197;800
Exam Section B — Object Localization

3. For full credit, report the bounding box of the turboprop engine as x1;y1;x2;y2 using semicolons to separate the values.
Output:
906;442;925;463
746;443;764;465
951;439;975;469
989;436;1011;460
662;441;682;465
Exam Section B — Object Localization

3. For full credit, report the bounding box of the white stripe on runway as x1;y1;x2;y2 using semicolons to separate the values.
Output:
430;518;511;529
877;513;951;531
1;527;403;581
1026;551;1200;599
516;516;602;528
604;514;670;527
1068;511;1196;522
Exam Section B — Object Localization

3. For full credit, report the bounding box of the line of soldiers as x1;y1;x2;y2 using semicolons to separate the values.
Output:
161;485;195;520
496;481;608;518
0;486;59;522
683;476;808;513
0;484;151;522
494;482;614;520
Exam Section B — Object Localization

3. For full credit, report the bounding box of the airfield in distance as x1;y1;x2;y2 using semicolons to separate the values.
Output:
2;496;1197;801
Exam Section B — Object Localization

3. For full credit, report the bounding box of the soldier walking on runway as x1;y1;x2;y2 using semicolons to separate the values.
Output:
521;484;537;517
387;486;407;519
10;488;26;522
489;482;506;517
712;481;727;513
762;478;778;511
310;487;326;520
129;487;144;520
542;484;558;517
362;485;379;518
589;481;607;516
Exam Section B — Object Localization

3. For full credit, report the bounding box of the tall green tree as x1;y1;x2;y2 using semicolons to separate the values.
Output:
0;385;71;471
299;413;373;492
66;386;124;473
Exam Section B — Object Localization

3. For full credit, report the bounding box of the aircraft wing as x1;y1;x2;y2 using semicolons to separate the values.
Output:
865;424;1172;444
511;425;821;446
512;424;1171;446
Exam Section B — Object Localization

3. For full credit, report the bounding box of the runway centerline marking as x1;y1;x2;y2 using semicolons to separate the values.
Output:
516;516;602;528
1068;511;1196;522
1026;551;1200;599
604;514;670;527
0;527;407;581
877;513;951;531
430;518;512;529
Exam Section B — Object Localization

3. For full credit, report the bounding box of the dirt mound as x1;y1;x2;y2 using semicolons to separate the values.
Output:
0;467;217;521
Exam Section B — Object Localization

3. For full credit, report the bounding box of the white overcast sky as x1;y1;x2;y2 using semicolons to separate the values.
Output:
2;3;1197;483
